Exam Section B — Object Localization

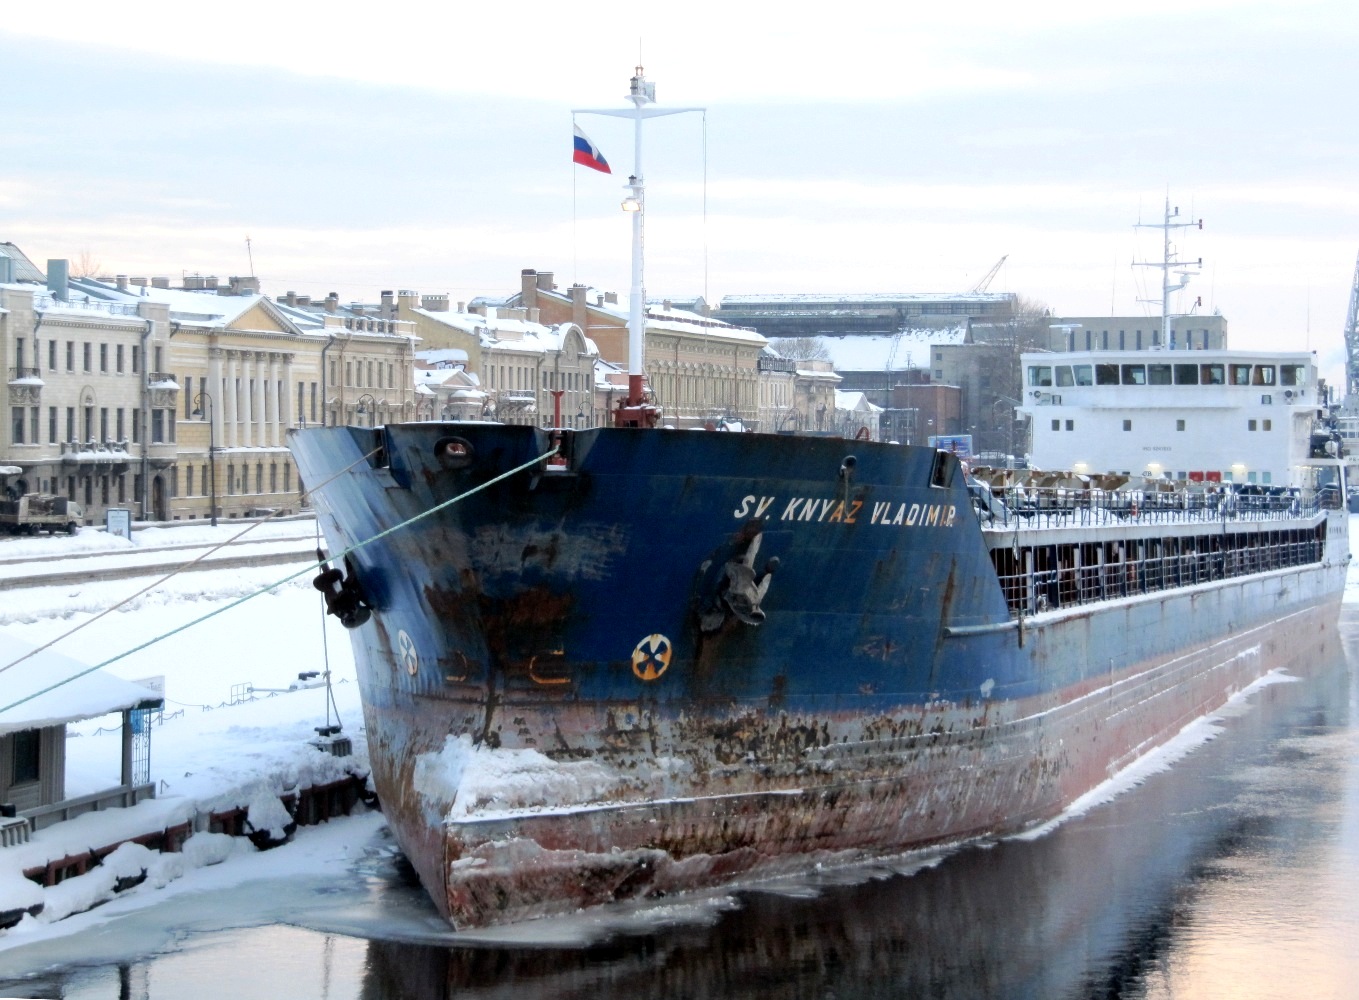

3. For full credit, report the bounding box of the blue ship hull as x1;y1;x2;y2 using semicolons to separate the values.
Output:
289;423;1347;928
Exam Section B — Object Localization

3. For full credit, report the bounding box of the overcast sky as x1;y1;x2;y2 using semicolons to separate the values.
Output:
3;0;1357;375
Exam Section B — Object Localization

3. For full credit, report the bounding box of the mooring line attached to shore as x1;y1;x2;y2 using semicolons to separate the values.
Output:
0;443;558;717
0;446;384;681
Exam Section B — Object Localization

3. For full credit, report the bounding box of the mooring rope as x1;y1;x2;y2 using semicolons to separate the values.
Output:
0;446;384;679
0;442;559;716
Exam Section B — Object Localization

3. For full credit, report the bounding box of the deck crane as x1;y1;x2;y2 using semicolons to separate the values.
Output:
1344;251;1359;406
970;255;1008;293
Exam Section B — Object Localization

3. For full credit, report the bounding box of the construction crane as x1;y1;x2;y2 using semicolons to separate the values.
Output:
1345;251;1359;406
970;255;1008;293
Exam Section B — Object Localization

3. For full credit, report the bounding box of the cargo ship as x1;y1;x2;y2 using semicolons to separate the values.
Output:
288;73;1350;928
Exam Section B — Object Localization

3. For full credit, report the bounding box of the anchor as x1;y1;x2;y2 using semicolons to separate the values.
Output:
700;531;779;631
313;549;372;629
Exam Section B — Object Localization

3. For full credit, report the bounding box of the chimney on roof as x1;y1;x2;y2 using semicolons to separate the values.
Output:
456;301;466;313
662;299;672;311
184;276;205;290
604;291;618;305
520;269;538;311
47;259;70;301
296;294;311;306
421;293;449;312
397;289;420;314
151;276;170;289
130;276;147;287
381;290;395;317
226;275;259;295
0;256;14;285
536;271;554;292
324;292;338;313
569;284;589;331
284;291;297;306
528;307;540;324
115;274;129;292
205;275;219;289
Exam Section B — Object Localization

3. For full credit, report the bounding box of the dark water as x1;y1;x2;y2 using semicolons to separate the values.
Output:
5;609;1359;1000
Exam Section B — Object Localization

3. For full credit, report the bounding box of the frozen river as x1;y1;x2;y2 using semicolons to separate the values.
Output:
3;607;1357;998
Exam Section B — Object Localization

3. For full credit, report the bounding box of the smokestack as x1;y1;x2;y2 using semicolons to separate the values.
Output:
47;259;70;301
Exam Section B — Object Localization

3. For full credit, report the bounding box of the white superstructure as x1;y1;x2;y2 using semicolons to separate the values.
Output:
1020;349;1321;485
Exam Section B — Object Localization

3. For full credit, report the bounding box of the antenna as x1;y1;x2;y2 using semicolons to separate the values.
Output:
245;236;256;279
1133;197;1202;349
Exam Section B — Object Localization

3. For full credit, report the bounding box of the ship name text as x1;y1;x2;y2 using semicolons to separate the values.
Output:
732;495;957;528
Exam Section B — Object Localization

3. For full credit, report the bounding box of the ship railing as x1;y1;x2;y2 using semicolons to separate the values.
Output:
974;484;1324;531
992;532;1325;618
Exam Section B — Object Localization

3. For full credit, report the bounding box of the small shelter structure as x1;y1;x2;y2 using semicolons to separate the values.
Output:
0;635;162;844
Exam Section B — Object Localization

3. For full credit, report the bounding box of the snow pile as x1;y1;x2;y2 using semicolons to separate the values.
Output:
245;787;295;841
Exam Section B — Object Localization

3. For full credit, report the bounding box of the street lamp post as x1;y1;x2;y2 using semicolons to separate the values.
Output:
355;393;376;427
191;392;217;527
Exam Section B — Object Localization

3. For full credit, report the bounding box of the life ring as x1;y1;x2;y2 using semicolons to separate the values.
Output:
1130;500;1139;517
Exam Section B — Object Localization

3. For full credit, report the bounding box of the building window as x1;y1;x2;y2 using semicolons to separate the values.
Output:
152;409;165;443
83;343;92;372
310;382;318;423
11;407;23;444
66;342;74;372
284;465;291;493
1263;419;1272;431
84;406;93;442
48;340;56;371
1123;419;1132;431
100;343;108;372
154;346;163;372
1065;420;1073;431
1248;419;1257;431
187;466;194;496
117;409;125;441
132;346;140;373
116;345;124;373
65;407;74;442
227;464;235;495
48;407;56;444
12;729;39;785
1176;419;1186;431
269;463;277;493
132;408;140;444
255;463;263;494
1051;419;1060;431
100;408;109;442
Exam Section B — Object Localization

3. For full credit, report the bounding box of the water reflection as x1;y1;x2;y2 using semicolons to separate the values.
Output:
4;615;1356;999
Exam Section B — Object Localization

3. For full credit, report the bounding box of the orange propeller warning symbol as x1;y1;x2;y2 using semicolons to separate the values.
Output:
631;634;672;681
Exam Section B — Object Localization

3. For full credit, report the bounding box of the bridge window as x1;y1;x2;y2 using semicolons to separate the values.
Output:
1028;365;1052;387
1073;365;1093;386
1280;365;1306;386
1120;364;1146;385
1148;364;1172;385
1253;365;1276;386
1096;364;1119;385
1174;364;1199;385
1055;366;1074;387
1201;364;1225;385
1229;364;1252;385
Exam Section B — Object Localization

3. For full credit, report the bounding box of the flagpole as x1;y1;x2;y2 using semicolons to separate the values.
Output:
574;68;703;425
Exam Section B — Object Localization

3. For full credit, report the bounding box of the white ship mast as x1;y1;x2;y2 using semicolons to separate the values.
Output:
575;68;703;423
1134;197;1203;349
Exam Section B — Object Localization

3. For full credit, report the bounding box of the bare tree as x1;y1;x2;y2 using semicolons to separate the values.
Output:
773;337;831;361
72;250;103;279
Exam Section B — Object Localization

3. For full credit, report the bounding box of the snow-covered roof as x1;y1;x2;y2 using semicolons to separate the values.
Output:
780;327;969;372
721;292;1014;308
836;390;884;413
415;309;602;358
0;634;162;735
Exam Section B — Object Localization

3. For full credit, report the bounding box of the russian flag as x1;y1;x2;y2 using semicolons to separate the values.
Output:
573;125;611;174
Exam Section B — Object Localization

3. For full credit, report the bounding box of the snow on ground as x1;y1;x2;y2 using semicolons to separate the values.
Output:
0;518;376;957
